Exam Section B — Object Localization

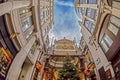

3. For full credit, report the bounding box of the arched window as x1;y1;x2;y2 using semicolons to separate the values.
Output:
99;15;120;54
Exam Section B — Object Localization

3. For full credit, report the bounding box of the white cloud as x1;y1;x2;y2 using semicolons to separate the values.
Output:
54;0;74;7
48;0;82;47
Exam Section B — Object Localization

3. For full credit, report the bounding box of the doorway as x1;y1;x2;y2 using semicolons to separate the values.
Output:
98;67;106;80
18;57;33;80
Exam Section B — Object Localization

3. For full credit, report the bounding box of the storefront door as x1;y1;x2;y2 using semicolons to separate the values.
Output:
98;67;106;80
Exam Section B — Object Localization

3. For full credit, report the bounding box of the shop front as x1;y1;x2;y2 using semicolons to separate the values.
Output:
111;50;120;80
32;62;41;80
0;47;12;80
105;69;112;80
0;33;13;80
84;63;96;80
98;67;106;80
0;15;18;80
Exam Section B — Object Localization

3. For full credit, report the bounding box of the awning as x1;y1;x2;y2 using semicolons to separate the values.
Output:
36;63;41;71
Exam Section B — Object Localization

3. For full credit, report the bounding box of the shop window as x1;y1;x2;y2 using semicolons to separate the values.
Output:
0;47;12;79
33;68;39;80
21;16;33;32
112;1;120;10
86;8;97;20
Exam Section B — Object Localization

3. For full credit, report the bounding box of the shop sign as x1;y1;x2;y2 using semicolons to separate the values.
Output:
88;63;94;69
0;47;12;79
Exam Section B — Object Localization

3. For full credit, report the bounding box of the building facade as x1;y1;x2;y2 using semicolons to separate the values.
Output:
43;37;85;80
75;0;120;80
0;0;54;80
79;36;97;80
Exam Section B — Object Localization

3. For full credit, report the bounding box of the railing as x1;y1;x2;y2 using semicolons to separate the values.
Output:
48;58;79;67
49;52;83;56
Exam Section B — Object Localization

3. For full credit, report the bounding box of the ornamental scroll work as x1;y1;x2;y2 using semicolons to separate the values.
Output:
56;45;74;50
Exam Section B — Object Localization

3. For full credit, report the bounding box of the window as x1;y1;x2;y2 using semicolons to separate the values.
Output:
40;6;45;20
42;30;46;37
40;11;45;20
76;8;85;21
19;8;32;15
108;23;119;35
25;30;33;39
91;23;95;33
84;19;89;28
84;19;95;33
21;16;33;32
108;16;120;36
100;40;109;53
29;41;37;54
104;34;113;47
40;6;45;25
112;1;120;10
41;20;45;25
110;16;120;27
80;0;86;4
99;15;120;54
75;8;78;14
86;8;97;20
100;34;113;53
88;0;98;4
80;8;85;14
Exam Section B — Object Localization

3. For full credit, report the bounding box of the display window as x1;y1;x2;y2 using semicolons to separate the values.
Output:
0;47;12;79
32;63;41;80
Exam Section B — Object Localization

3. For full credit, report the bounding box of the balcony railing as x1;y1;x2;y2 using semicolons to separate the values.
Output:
48;58;79;67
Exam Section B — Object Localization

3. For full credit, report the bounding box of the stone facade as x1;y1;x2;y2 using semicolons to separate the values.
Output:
75;0;120;80
0;0;54;80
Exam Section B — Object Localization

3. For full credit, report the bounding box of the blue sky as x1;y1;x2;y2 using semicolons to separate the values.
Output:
49;0;82;45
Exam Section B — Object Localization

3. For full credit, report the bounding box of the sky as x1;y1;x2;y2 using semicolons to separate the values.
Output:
49;0;82;46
